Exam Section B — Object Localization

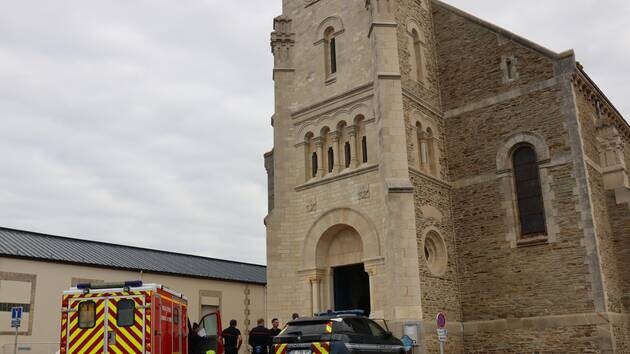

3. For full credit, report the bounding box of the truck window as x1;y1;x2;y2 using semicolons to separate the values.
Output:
117;299;135;327
173;307;180;325
78;301;96;329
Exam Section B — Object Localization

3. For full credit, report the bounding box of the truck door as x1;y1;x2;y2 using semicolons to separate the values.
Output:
65;298;107;354
106;295;145;354
199;311;223;354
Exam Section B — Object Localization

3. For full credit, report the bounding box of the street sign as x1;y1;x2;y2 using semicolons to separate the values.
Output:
11;319;20;328
436;312;446;329
11;307;23;320
437;328;448;342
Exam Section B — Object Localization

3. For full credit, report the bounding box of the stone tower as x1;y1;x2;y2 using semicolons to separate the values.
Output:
265;0;630;352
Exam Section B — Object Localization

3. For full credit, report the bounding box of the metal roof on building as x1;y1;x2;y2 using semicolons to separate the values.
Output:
0;227;266;285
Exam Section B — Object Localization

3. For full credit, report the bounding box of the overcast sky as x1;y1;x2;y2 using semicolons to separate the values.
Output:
0;1;627;265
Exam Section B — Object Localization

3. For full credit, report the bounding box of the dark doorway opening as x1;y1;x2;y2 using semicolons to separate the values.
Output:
333;263;370;316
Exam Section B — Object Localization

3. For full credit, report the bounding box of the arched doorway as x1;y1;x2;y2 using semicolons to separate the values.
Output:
301;208;382;317
316;225;371;316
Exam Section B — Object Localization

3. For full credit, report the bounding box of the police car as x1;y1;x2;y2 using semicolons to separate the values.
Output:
272;310;404;354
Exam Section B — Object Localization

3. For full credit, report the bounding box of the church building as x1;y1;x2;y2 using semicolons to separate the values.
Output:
264;0;630;352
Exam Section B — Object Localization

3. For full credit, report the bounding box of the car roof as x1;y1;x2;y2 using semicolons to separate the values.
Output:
289;314;366;324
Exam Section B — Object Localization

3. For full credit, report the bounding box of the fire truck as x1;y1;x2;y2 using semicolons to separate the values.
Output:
60;281;223;354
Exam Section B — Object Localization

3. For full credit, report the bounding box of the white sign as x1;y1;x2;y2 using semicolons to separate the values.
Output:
437;328;448;342
11;319;20;328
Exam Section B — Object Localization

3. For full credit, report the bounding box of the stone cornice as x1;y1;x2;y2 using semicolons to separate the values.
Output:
408;167;452;190
291;81;374;120
402;88;444;119
572;68;630;141
295;164;378;192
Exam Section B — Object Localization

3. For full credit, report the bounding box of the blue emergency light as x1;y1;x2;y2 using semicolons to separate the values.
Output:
315;309;365;317
76;280;143;292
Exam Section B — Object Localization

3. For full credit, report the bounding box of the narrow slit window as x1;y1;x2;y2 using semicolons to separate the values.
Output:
116;299;135;327
362;136;368;163
328;147;334;173
330;38;337;74
311;152;318;178
506;58;514;80
344;142;351;168
513;145;546;236
412;29;424;82
78;301;96;329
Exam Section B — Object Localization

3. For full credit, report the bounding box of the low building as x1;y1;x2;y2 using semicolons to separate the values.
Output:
0;227;267;354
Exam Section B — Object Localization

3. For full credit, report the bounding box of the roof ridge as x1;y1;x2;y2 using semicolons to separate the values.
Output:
0;226;266;268
432;0;574;60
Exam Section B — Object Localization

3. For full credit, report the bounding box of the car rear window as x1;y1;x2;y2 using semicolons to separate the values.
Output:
280;321;329;337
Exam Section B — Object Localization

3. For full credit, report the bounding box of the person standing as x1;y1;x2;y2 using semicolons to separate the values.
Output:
291;313;299;320
249;318;272;354
221;319;242;354
269;318;282;336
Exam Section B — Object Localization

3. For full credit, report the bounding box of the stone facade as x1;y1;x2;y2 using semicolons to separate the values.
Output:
265;0;629;352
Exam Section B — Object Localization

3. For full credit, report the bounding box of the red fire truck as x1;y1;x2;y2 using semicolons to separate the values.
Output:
60;281;223;354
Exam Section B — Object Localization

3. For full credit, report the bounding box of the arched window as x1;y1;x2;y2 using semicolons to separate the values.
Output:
311;152;318;178
513;145;546;236
411;29;424;82
328;147;334;173
344;142;351;168
324;27;337;76
362;136;368;163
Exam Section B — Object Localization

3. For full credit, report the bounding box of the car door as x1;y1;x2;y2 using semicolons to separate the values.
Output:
365;319;401;353
341;318;373;354
199;311;223;354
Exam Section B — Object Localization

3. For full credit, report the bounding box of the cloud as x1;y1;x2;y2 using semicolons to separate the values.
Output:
0;1;626;266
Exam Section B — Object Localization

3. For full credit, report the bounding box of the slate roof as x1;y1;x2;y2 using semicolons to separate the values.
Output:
0;227;266;285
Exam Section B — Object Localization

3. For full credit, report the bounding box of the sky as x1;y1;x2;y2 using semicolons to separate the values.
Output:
0;1;627;266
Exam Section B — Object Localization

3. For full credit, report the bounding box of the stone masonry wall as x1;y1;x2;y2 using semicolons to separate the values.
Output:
435;3;603;351
576;89;625;314
434;3;556;112
463;325;602;353
396;0;441;109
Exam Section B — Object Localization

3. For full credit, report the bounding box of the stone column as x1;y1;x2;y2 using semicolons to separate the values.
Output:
313;137;324;178
331;132;341;173
419;132;429;172
300;269;325;315
364;257;385;318
348;126;358;168
310;277;321;314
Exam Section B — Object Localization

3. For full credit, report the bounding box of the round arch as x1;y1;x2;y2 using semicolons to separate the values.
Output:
496;132;550;171
302;208;381;270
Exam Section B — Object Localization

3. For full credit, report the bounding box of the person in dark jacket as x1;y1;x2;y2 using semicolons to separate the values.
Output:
188;322;202;354
221;319;242;354
249;318;272;354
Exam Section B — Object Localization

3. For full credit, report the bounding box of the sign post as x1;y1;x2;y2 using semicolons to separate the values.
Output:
436;312;447;354
11;307;23;354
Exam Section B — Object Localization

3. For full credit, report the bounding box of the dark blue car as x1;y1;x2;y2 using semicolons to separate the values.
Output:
272;311;404;354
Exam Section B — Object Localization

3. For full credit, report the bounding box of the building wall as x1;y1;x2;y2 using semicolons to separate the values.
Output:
268;0;628;353
268;0;423;338
434;2;617;352
0;257;266;354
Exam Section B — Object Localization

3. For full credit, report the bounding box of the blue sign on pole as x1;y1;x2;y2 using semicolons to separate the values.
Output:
11;307;23;320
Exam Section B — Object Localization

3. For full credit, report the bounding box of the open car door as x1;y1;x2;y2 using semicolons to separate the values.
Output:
199;311;223;354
